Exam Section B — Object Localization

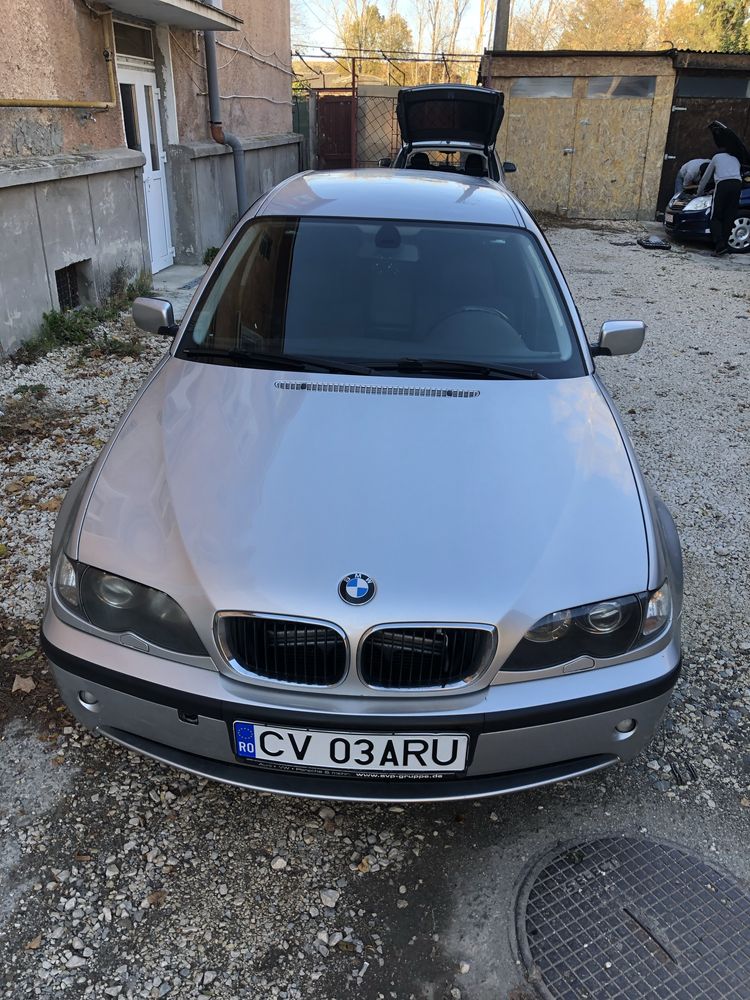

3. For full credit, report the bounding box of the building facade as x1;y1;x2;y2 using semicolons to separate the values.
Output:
0;0;301;352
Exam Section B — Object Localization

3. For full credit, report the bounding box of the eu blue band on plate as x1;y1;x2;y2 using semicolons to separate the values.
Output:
234;722;257;758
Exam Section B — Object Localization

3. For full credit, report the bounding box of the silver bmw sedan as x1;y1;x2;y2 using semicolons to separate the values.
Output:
42;168;682;801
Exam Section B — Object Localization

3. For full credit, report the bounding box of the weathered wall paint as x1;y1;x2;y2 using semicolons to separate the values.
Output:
168;136;300;262
0;151;148;353
170;0;293;142
0;0;299;349
0;0;124;156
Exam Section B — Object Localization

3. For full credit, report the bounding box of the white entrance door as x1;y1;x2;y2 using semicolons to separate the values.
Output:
118;66;174;273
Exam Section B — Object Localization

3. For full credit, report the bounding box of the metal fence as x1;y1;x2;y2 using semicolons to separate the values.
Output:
356;94;399;167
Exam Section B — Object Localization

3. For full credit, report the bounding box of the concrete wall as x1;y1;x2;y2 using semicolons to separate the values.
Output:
167;134;301;262
0;0;300;347
170;0;293;142
0;149;148;353
0;1;124;156
482;52;675;220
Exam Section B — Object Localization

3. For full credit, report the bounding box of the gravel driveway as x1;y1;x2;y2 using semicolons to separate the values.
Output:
1;227;748;1000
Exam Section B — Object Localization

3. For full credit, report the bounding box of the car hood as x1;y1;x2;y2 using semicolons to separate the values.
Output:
78;361;647;637
709;120;750;167
397;85;504;149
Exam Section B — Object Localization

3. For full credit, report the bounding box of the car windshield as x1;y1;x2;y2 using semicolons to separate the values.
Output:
179;217;585;378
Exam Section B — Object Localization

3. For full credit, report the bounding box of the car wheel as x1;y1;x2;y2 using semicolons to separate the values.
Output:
728;215;750;252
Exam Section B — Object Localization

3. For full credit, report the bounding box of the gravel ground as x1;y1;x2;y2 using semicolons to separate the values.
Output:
0;227;748;1000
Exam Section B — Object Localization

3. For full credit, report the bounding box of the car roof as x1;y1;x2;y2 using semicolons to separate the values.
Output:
259;169;525;228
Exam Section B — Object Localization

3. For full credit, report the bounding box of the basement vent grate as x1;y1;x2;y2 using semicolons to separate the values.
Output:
274;381;480;399
55;264;80;312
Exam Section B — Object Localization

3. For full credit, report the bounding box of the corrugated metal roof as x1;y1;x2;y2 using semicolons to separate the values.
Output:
674;47;750;54
483;47;750;58
483;48;674;57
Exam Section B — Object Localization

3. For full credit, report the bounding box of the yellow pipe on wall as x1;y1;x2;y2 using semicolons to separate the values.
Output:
0;14;117;110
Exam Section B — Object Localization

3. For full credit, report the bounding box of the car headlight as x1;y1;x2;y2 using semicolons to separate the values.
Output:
503;583;672;671
683;195;712;213
54;554;206;656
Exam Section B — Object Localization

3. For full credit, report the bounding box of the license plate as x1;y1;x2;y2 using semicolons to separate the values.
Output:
665;212;674;224
233;722;468;773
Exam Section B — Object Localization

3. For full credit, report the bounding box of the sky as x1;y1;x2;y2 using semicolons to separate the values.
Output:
293;0;677;52
293;0;494;53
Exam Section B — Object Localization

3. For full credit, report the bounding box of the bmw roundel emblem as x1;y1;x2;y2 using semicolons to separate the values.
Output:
339;573;376;605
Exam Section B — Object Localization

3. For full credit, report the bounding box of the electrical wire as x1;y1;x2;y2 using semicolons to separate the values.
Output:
77;0;104;17
197;91;293;105
169;30;292;78
168;30;235;71
294;44;482;62
216;38;293;76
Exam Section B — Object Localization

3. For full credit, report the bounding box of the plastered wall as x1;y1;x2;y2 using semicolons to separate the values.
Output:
170;0;293;142
0;0;124;156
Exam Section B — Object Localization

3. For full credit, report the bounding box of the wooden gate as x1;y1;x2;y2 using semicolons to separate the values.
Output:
656;97;750;216
317;94;355;169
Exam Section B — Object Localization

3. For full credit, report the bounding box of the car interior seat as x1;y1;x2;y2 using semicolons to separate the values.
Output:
408;151;431;170
464;153;486;177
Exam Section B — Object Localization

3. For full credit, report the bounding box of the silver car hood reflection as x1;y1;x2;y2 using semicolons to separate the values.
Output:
78;360;647;635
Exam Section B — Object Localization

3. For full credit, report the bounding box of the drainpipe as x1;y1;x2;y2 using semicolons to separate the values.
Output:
203;28;248;216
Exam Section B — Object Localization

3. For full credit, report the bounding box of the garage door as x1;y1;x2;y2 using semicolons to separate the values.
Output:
568;76;656;220
503;77;577;216
499;74;658;220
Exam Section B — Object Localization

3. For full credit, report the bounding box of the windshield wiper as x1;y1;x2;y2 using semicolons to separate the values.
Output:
179;348;371;376
366;358;545;380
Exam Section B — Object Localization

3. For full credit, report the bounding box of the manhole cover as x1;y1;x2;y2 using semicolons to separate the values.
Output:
515;836;750;999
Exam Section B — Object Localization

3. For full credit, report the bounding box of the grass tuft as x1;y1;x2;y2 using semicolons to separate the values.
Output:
12;266;153;365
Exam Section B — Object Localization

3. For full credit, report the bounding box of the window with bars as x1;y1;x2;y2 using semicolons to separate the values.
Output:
54;260;94;312
113;22;154;61
55;264;80;312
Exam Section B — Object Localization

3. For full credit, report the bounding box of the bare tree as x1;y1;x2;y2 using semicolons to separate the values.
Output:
475;0;494;51
290;0;311;44
508;0;571;49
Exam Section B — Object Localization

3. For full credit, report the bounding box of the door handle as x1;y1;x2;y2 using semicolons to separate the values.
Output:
664;154;676;161
563;147;575;155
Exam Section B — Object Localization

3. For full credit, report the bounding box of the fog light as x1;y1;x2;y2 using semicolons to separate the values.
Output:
78;690;99;711
615;718;636;734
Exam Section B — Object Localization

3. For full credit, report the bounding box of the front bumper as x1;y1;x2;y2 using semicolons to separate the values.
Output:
42;609;681;802
664;207;712;242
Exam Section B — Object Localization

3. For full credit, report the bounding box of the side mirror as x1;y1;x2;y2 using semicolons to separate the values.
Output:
502;161;517;173
378;157;392;167
132;297;178;337
592;320;646;357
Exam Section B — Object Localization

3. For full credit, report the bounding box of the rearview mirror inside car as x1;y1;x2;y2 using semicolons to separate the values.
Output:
592;320;646;357
378;157;392;167
132;297;178;337
502;161;517;173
